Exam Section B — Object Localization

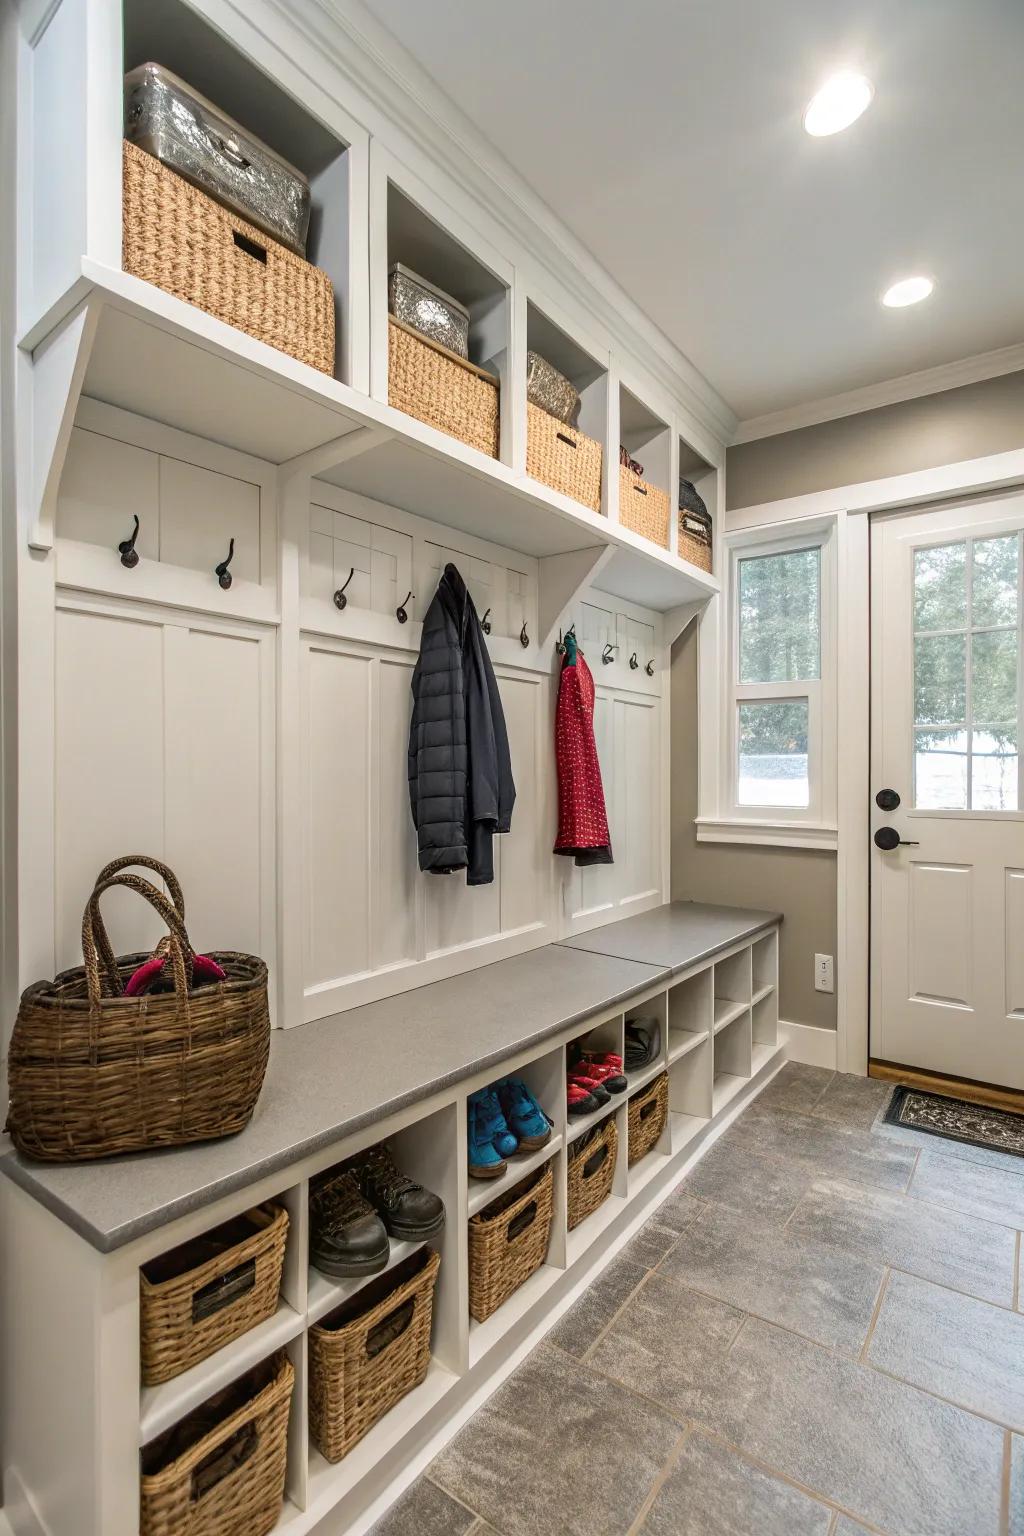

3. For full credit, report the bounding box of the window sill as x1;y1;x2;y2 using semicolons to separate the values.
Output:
695;817;838;851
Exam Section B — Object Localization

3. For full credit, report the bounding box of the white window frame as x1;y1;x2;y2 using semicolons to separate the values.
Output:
696;517;838;849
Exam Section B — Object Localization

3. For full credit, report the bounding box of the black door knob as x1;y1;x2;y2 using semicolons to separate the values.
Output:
875;788;901;811
874;827;919;851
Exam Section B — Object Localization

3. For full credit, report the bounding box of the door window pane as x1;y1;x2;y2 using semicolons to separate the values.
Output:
738;549;820;683
914;729;968;810
914;543;966;631
971;729;1019;811
972;629;1018;724
914;634;966;725
972;534;1019;628
738;700;809;808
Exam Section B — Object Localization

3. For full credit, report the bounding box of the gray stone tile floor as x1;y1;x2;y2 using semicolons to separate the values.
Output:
371;1064;1024;1536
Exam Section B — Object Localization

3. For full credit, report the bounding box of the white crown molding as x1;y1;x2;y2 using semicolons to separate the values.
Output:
255;0;737;447
732;341;1024;446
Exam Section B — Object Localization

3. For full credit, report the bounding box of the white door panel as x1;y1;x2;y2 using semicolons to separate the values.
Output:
871;496;1024;1088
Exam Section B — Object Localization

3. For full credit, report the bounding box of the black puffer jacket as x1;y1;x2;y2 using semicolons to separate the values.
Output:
408;564;515;884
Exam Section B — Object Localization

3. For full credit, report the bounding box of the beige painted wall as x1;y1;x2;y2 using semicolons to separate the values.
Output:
671;368;1024;1032
670;622;839;1030
727;369;1024;508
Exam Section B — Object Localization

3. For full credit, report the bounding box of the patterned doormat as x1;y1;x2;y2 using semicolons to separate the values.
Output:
884;1085;1024;1159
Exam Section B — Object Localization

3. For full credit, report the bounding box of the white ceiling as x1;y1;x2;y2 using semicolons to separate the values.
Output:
358;0;1024;423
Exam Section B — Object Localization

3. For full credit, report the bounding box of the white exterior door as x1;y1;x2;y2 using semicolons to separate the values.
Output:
870;495;1024;1089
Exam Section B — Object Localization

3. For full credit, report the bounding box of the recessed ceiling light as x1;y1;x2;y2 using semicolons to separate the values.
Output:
881;276;935;308
803;71;874;136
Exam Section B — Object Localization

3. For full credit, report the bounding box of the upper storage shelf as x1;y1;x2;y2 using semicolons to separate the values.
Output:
18;0;722;616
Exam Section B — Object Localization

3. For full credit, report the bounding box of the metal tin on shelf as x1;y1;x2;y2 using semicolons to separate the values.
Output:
388;263;470;359
526;350;580;427
124;62;311;257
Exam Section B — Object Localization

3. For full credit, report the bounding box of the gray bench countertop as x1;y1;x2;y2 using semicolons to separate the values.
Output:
1;903;779;1253
558;900;780;974
1;945;666;1252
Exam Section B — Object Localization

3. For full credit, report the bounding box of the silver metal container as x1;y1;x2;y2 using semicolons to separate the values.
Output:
124;63;311;257
526;351;580;428
388;263;470;359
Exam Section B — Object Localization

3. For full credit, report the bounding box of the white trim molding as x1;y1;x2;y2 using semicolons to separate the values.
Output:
732;342;1024;445
781;1019;838;1070
696;818;837;851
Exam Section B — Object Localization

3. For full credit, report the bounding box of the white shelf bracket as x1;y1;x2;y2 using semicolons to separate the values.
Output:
279;423;391;483
22;296;102;552
537;545;614;646
664;599;704;646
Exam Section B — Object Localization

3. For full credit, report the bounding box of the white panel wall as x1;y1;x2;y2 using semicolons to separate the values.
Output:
44;407;665;1029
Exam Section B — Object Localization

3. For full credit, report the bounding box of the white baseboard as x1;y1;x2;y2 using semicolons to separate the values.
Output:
781;1019;838;1070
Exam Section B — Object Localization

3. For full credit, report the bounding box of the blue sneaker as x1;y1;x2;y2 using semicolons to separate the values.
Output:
498;1078;553;1151
467;1088;516;1179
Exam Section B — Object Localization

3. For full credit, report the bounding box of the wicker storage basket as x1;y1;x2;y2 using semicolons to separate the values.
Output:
388;315;499;458
141;1204;289;1387
526;402;602;512
567;1115;618;1231
468;1161;553;1323
679;524;713;573
308;1247;441;1464
122;139;335;375
619;466;670;549
140;1351;293;1536
6;855;270;1162
627;1074;669;1166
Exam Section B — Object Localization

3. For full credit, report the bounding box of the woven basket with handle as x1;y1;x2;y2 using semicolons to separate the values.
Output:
619;466;670;548
388;315;499;458
526;401;602;512
308;1247;441;1463
122;139;335;375
141;1202;289;1386
567;1113;618;1230
140;1351;293;1536
627;1073;669;1166
6;854;270;1162
468;1161;553;1322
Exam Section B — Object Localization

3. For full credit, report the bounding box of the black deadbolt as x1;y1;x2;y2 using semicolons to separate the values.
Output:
875;787;901;811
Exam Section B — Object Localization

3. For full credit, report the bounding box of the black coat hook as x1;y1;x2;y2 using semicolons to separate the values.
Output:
645;659;655;677
601;643;617;665
629;652;639;670
118;514;140;569
397;591;413;624
333;567;355;610
556;622;576;656
519;620;529;649
481;607;492;635
215;537;235;590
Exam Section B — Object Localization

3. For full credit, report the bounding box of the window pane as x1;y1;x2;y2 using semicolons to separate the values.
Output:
738;700;809;808
914;729;968;810
738;549;820;683
972;729;1019;810
914;543;966;632
914;634;966;724
972;630;1018;724
972;535;1019;628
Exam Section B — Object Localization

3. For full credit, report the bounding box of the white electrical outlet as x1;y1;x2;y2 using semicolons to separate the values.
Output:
815;953;834;993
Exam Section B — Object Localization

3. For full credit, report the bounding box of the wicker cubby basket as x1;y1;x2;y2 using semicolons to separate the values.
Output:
140;1351;294;1536
308;1247;441;1464
567;1115;618;1231
388;315;499;458
140;1203;289;1386
468;1161;554;1323
122;140;336;375
627;1073;669;1166
526;401;602;512
619;467;670;548
679;524;713;573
